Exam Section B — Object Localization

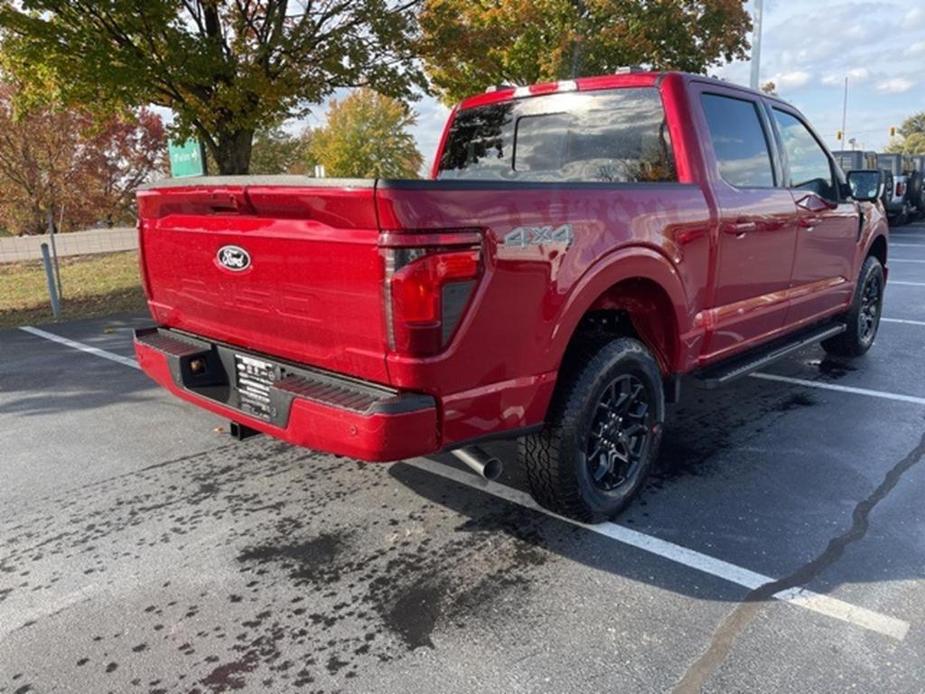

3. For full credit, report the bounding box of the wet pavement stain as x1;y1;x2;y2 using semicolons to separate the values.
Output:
774;392;818;411
810;358;857;380
382;581;446;650
0;436;559;692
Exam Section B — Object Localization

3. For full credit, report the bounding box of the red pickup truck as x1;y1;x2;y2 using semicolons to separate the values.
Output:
134;72;888;522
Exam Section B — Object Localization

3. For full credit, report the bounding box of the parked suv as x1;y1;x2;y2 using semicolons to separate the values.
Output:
835;150;892;209
134;73;889;522
910;155;925;215
877;153;919;225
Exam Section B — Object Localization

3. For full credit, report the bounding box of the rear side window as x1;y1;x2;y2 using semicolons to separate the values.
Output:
701;93;775;188
772;109;836;201
437;88;676;183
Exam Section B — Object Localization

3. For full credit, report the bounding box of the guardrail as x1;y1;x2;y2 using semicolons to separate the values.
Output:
0;227;137;264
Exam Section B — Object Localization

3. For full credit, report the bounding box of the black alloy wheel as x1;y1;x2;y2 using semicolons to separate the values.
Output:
858;271;882;345
822;255;885;358
585;374;654;492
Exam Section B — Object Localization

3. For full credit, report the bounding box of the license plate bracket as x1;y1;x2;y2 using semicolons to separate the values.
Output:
234;354;280;421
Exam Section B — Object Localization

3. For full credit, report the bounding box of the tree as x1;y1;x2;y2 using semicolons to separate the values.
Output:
0;1;424;174
249;127;315;175
760;81;778;96
82;110;169;225
309;89;423;178
899;112;925;139
885;112;925;155
0;85;166;235
418;0;752;104
885;132;925;155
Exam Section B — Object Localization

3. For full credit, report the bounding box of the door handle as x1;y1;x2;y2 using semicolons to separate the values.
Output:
798;215;820;230
725;221;757;237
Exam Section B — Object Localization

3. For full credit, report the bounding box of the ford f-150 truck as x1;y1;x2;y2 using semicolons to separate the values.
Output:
134;72;889;522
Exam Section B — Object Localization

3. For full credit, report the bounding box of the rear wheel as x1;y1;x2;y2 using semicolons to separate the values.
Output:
822;256;884;358
520;337;665;523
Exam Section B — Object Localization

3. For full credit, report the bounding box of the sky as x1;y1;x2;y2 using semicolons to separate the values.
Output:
296;0;925;168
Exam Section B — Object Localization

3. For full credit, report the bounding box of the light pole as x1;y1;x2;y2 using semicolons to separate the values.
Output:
841;77;849;151
750;0;764;90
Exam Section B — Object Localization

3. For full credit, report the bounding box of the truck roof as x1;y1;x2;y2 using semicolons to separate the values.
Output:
456;71;790;111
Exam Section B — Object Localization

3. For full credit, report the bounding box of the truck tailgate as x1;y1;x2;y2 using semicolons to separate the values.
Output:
137;180;389;383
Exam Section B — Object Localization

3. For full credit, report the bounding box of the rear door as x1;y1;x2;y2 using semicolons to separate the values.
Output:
769;106;858;324
694;86;799;361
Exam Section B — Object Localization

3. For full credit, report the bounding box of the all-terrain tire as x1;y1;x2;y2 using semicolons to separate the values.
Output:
822;255;885;358
519;337;665;523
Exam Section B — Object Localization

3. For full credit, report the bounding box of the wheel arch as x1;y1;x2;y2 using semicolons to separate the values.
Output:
867;233;887;268
552;247;692;376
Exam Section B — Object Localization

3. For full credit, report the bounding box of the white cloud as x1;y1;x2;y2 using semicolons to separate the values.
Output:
771;71;812;90
848;67;870;81
906;8;925;27
910;41;925;55
821;68;870;86
877;77;915;94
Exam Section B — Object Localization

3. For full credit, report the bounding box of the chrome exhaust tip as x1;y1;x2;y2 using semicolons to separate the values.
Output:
451;446;503;481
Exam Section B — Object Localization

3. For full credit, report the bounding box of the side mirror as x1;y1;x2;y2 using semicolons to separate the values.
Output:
847;169;883;202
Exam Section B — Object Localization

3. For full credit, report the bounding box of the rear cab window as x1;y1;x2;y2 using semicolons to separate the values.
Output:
437;88;677;183
700;93;776;188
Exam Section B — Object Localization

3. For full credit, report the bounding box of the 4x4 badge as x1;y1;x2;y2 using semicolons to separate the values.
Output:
503;224;573;248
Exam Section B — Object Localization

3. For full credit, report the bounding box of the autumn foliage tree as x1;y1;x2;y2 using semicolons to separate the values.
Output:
0;1;424;175
419;0;752;104
886;112;925;155
249;127;315;175
310;89;423;178
0;86;166;235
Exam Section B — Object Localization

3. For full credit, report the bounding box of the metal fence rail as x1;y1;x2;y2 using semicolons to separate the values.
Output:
0;227;137;264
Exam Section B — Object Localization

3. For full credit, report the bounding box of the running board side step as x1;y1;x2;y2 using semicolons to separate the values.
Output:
693;323;847;389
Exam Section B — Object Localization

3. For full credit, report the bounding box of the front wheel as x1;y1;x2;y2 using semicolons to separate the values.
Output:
519;337;665;523
822;256;885;358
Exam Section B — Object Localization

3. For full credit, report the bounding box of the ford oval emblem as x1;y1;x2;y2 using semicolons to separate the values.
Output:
217;245;251;271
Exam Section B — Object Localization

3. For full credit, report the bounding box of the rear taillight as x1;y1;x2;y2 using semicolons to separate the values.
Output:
380;230;483;357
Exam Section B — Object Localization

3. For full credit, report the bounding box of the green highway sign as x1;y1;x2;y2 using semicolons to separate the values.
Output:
168;139;207;178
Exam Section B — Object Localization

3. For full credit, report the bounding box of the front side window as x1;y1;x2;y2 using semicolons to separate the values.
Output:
773;109;836;200
437;88;676;183
701;93;775;188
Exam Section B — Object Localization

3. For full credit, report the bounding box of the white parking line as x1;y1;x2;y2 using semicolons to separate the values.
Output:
890;243;925;248
751;372;925;406
19;326;140;370
22;326;925;409
19;325;916;639
889;281;925;287
407;460;910;641
882;317;925;327
890;259;925;264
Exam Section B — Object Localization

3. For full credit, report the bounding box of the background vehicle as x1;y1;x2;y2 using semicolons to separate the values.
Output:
910;155;925;216
134;72;889;522
877;152;919;225
834;150;892;208
833;150;878;171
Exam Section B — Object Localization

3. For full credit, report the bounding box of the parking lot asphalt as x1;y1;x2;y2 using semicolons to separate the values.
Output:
2;223;925;693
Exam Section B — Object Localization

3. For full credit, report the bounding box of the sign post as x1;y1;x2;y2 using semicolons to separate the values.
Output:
40;243;61;319
168;139;207;178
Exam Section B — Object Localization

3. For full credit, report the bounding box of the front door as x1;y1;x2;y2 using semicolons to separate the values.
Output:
770;107;859;325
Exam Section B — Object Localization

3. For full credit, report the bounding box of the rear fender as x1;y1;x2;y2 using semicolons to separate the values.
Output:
552;247;698;374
